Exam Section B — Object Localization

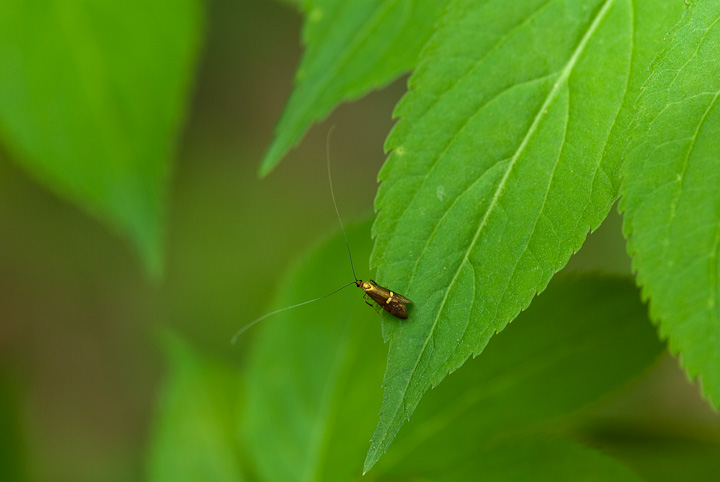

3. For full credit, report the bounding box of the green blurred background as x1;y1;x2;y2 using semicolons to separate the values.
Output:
0;1;718;481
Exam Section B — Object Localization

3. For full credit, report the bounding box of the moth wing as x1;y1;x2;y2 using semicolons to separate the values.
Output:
384;301;408;319
366;290;388;306
394;293;412;304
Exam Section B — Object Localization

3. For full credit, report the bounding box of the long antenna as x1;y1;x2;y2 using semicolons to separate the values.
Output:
231;127;361;342
231;281;357;344
326;125;358;282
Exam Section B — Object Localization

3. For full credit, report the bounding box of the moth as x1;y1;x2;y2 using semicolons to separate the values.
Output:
356;280;411;319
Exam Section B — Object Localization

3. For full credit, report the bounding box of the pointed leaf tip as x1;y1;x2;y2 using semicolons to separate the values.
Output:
0;0;202;274
260;0;445;173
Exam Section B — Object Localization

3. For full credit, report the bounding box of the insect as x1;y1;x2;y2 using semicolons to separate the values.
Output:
231;128;412;344
356;279;412;319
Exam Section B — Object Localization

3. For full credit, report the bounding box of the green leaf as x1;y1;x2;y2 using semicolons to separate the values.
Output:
0;0;202;274
271;0;301;10
259;0;447;175
241;219;386;482
376;275;663;475
432;437;643;482
621;2;720;407
591;430;720;482
367;0;635;470
238;214;661;478
601;0;687;189
0;375;26;482
146;334;244;482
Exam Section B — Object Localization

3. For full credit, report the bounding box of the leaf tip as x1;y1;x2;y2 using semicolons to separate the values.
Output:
122;212;165;279
258;140;286;178
366;434;395;475
144;252;164;280
362;450;378;475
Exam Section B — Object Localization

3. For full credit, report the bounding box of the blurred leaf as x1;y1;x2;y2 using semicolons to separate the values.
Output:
367;0;635;470
420;436;642;482
376;275;663;475
270;0;301;10
582;425;720;482
0;0;203;274
0;375;26;482
241;219;386;482
147;334;244;482
621;2;720;407
259;0;447;175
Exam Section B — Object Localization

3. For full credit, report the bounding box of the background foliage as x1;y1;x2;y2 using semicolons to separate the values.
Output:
0;0;202;274
0;0;719;481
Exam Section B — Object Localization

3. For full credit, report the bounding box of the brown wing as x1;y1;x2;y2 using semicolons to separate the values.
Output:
366;290;389;306
366;280;412;305
393;293;412;304
362;280;412;319
382;300;408;319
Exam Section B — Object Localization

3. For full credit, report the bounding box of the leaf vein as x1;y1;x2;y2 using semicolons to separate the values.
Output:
710;212;720;321
378;0;559;253
403;0;558;123
377;0;617;452
660;89;720;266
401;74;559;285
486;91;570;350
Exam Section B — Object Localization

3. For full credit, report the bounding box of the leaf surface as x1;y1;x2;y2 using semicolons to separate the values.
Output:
238;216;662;479
621;2;720;406
0;0;202;273
377;275;663;476
0;375;26;482
259;0;447;175
426;437;643;482
241;220;386;482
147;334;244;482
367;0;634;470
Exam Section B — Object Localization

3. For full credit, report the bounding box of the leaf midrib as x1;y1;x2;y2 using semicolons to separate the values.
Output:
54;0;132;167
377;0;557;258
402;74;559;288
368;0;617;463
653;88;720;362
300;321;355;482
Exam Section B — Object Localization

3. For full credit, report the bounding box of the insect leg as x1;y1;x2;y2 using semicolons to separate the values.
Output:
363;294;382;314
